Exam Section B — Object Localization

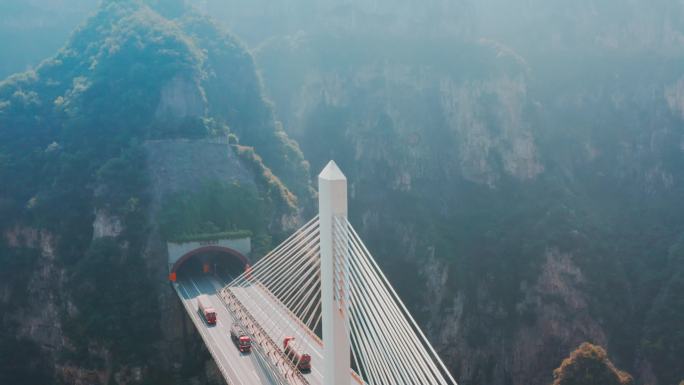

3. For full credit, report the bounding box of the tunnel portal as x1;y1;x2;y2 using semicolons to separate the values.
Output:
167;237;251;282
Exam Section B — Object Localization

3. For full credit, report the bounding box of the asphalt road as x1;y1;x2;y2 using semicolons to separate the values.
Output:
175;274;282;385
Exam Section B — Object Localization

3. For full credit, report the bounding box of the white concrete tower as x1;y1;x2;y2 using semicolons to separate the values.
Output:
319;160;351;385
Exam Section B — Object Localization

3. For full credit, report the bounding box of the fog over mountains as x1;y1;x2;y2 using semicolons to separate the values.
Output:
1;1;683;385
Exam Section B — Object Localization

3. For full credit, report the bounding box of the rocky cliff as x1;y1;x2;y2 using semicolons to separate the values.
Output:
2;1;684;385
242;5;684;384
0;1;310;384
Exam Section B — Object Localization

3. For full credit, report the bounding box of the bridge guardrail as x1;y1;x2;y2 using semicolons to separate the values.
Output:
222;282;367;385
220;287;309;385
253;281;323;348
173;283;238;384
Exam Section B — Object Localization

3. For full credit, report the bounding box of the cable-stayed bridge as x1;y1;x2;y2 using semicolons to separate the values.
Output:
171;161;458;385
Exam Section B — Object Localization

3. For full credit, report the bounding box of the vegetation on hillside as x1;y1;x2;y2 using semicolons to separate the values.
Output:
0;237;55;384
168;230;253;243
255;25;684;384
552;343;632;385
157;181;272;254
0;1;310;383
641;235;684;384
0;333;53;385
64;238;160;363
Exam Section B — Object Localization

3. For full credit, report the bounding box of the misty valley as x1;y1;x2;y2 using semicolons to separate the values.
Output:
0;1;683;385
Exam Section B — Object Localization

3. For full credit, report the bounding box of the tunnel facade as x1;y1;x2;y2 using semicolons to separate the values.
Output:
167;237;251;280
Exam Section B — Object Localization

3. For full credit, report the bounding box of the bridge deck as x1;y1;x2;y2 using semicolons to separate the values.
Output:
229;285;362;385
175;275;280;385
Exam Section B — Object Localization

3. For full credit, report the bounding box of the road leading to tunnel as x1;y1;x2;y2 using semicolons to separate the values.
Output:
175;273;280;385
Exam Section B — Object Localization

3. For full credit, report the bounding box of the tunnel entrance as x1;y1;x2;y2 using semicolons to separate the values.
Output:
171;246;250;283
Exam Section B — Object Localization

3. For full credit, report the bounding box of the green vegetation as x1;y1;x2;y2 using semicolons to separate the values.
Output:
233;144;299;210
258;21;684;384
0;333;54;385
176;13;312;202
0;242;41;308
552;343;632;385
158;181;267;244
64;237;159;362
169;230;253;243
641;236;684;385
0;0;310;382
0;241;54;384
157;180;278;256
2;0;683;384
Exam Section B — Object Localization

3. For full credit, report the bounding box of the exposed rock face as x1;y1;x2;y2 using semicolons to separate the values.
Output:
2;2;683;385
93;210;123;239
2;227;64;376
511;251;607;385
4;227;63;345
144;137;257;205
424;250;610;385
156;75;207;119
259;51;540;188
251;24;684;385
665;77;684;119
57;365;107;385
439;76;543;185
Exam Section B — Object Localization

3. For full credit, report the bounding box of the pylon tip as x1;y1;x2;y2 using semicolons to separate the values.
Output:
319;160;346;181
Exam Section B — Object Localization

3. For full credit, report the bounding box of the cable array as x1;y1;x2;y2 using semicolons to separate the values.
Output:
222;216;322;378
336;217;458;385
222;214;457;385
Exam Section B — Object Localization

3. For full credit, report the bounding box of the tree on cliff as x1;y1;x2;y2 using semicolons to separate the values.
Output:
551;343;632;385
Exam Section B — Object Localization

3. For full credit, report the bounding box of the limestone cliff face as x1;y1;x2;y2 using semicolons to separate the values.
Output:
438;76;543;185
144;138;256;205
4;227;64;351
423;250;610;385
665;77;684;120
1;227;88;383
259;43;542;188
253;29;684;385
155;75;207;120
93;210;123;239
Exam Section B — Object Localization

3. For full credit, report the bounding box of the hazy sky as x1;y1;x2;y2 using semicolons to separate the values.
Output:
1;0;683;78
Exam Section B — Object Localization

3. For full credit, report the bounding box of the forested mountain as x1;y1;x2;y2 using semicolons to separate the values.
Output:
203;1;684;384
1;1;683;385
0;1;309;383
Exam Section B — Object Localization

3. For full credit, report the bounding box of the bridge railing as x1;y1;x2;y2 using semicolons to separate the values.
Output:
220;287;309;385
172;283;238;383
253;281;323;347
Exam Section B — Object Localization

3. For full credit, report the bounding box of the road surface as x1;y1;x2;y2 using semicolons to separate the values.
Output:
230;285;362;385
175;274;282;385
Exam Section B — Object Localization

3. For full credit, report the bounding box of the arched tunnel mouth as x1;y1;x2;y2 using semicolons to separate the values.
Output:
173;246;250;284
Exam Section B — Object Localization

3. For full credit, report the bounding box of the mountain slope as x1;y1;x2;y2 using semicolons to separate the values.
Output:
0;1;309;384
241;5;684;385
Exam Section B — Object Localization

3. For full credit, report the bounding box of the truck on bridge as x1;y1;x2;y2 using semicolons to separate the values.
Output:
283;337;312;373
230;324;252;353
197;295;217;325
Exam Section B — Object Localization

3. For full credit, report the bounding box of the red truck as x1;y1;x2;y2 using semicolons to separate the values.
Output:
197;295;217;325
283;337;312;372
230;324;251;353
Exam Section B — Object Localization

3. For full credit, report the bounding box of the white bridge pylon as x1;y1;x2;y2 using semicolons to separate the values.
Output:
221;161;458;385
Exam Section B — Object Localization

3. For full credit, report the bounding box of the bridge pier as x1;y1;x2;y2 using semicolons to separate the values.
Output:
319;161;351;385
